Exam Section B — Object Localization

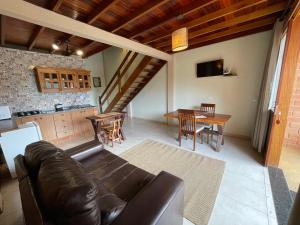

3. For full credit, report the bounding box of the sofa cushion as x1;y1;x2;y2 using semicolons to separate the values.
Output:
96;184;126;225
24;141;62;177
37;153;101;225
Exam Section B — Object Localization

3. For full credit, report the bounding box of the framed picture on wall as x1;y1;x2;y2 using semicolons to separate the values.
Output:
93;77;101;87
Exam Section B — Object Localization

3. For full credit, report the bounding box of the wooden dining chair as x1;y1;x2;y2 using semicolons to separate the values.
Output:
178;109;205;151
102;118;122;147
200;103;216;143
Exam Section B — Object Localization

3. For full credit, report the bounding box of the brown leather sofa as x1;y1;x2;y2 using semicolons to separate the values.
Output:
14;140;184;225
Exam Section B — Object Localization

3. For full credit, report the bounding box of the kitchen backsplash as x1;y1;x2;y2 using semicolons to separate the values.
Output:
0;47;91;113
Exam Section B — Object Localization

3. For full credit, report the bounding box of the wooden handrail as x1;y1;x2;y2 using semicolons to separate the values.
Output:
100;50;132;100
104;56;152;112
101;52;138;105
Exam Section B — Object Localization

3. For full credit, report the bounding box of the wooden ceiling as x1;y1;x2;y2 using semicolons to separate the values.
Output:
0;0;291;57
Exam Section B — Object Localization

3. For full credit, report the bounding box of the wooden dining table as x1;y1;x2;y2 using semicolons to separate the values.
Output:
86;112;126;143
164;110;231;151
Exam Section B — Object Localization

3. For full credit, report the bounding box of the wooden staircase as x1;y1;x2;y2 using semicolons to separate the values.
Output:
99;51;166;113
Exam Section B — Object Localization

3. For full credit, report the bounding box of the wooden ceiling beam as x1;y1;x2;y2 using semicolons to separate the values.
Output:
167;25;273;53
161;16;276;52
79;0;170;55
128;0;219;40
86;0;119;25
84;44;110;58
142;0;267;45
154;2;285;49
0;15;5;45
27;0;64;50
0;1;171;61
111;0;169;33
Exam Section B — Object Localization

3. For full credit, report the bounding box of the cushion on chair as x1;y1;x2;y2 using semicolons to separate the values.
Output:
37;153;101;225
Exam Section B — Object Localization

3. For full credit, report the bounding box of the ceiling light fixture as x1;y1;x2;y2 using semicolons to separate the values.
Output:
76;49;84;56
172;27;188;52
51;43;60;50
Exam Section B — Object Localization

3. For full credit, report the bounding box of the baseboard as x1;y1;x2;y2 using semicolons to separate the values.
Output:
223;132;251;140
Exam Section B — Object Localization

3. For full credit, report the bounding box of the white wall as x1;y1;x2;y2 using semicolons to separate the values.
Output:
174;31;272;137
131;65;167;122
85;52;105;111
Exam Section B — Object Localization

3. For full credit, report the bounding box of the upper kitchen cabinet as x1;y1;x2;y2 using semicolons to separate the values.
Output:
77;70;91;92
35;67;91;93
35;67;61;93
60;69;78;92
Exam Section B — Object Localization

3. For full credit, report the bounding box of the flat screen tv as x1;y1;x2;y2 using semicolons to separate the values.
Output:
196;59;224;77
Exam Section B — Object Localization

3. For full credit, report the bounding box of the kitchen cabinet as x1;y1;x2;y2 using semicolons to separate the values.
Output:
35;67;91;93
15;108;97;142
35;67;60;93
77;70;91;92
53;112;74;138
60;69;78;92
20;115;57;141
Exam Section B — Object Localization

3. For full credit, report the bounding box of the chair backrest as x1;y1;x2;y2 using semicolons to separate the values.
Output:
200;103;216;114
178;109;196;133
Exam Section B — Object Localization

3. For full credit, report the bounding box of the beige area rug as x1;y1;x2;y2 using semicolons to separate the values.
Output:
120;139;225;225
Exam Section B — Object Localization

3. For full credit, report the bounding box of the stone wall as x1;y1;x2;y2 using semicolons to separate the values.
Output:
0;47;90;113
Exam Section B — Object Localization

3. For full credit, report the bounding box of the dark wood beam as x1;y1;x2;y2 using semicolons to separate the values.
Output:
161;16;276;52
154;2;285;49
85;0;119;25
28;0;64;50
84;44;110;58
142;0;267;45
111;0;169;33
80;0;218;53
0;15;5;46
128;0;219;40
168;25;273;54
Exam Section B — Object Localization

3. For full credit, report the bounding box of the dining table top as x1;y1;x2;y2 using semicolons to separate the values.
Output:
164;110;231;125
86;112;125;121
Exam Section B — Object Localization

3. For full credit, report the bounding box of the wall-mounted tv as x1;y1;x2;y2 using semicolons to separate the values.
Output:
196;59;224;78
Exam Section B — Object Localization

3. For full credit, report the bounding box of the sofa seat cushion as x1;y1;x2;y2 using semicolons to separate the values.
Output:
96;184;126;225
79;150;128;181
37;153;101;225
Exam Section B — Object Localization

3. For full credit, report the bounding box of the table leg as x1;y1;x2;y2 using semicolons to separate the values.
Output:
91;119;98;139
216;124;224;152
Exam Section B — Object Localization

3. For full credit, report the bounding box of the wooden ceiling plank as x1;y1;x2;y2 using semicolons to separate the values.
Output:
154;2;285;49
0;15;5;45
84;45;110;58
129;0;219;40
161;16;276;52
86;0;119;25
27;0;64;50
143;0;267;45
111;0;169;33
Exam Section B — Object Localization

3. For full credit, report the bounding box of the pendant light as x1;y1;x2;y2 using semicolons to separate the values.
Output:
172;27;188;52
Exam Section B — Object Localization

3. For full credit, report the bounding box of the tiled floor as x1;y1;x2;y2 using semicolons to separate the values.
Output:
279;146;300;192
0;118;277;225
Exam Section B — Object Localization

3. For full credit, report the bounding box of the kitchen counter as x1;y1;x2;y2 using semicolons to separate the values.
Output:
0;119;18;134
16;105;97;118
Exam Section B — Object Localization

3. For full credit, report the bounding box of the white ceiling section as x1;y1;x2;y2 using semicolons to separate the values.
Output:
0;0;172;61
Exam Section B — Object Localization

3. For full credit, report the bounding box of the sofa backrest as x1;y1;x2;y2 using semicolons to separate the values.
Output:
15;141;101;225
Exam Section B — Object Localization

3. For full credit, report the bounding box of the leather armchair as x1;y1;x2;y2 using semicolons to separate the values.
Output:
14;140;184;225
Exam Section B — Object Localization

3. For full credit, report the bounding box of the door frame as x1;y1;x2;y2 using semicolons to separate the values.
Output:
265;11;300;166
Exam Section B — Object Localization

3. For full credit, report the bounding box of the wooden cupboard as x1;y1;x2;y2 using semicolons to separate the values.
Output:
18;114;57;141
15;108;97;142
35;67;91;93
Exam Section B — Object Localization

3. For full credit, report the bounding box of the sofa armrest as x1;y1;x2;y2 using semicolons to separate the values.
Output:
65;139;104;161
111;171;184;225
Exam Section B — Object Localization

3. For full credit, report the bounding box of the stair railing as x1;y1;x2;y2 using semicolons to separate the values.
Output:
99;51;138;113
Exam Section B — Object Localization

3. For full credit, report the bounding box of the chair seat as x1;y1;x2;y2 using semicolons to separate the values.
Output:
198;122;212;129
182;125;205;133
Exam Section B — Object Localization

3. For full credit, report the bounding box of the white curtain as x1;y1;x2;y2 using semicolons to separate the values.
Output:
252;20;284;152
